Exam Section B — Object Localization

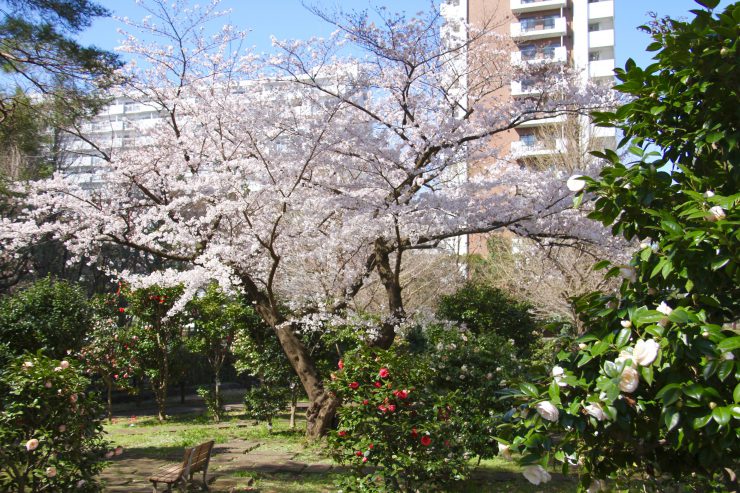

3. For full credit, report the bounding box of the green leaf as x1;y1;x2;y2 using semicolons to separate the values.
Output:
711;257;730;270
640;365;654;386
683;383;704;401
664;408;680;431
717;360;734;382
668;308;691;324
692;413;712;429
705;131;723;143
592;260;611;271
615;328;632;348
694;0;720;9
520;382;539;398
717;337;740;351
734;383;740;403
712;406;731;427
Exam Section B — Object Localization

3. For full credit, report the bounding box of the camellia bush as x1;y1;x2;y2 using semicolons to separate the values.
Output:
0;354;110;492
500;2;739;491
328;345;470;492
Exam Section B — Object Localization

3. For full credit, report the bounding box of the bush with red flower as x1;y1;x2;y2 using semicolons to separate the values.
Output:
0;354;110;492
328;345;469;492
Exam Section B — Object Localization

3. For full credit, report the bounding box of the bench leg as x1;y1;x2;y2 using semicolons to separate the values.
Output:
202;470;209;490
151;482;158;493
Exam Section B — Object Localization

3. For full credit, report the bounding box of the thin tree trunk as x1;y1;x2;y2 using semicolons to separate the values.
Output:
289;386;297;430
106;377;113;424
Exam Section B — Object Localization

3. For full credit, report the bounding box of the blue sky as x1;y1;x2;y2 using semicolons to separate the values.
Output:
78;0;733;69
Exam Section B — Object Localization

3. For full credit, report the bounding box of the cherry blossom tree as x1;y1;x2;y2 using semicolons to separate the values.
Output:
3;0;617;437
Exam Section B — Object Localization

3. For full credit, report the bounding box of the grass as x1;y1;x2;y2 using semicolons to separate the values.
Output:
103;411;576;492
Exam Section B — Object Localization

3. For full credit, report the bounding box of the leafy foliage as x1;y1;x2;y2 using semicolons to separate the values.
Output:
505;3;740;490
0;277;92;365
328;346;470;492
436;283;539;357
0;354;110;492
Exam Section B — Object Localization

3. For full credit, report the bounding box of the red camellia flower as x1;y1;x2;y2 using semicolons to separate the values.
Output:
355;450;363;457
373;381;382;388
378;368;390;378
420;435;432;447
387;404;396;412
338;359;344;370
368;443;374;450
411;428;418;438
362;399;369;405
349;381;360;389
378;405;387;412
338;430;347;437
118;307;125;313
393;389;409;399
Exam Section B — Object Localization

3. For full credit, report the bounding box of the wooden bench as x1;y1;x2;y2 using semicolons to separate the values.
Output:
149;440;214;492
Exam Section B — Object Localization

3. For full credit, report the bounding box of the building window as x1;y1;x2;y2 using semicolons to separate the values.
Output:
446;0;460;5
521;16;558;32
520;133;537;147
588;22;600;32
589;51;601;61
520;44;536;60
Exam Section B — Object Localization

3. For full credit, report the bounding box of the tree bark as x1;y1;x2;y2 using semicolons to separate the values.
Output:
372;239;406;349
106;377;113;424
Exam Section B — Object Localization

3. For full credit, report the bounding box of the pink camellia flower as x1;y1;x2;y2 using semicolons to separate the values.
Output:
420;435;432;447
69;394;78;403
338;359;344;370
46;466;57;478
378;368;390;378
105;450;114;459
59;360;69;369
44;381;52;389
378;405;387;412
25;438;39;451
114;446;123;456
393;389;409;399
387;404;396;412
362;456;368;463
349;381;359;390
58;425;66;433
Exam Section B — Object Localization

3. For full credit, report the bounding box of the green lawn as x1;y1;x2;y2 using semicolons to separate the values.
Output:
103;412;578;492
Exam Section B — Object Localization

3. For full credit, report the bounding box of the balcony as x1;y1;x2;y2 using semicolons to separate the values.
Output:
510;80;540;96
517;115;566;127
511;16;567;40
589;29;614;48
588;0;614;20
511;0;566;14
511;45;567;65
589;59;615;78
511;138;565;157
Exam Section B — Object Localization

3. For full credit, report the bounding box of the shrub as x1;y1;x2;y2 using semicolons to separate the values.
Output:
242;385;290;432
436;283;539;357
0;354;110;492
0;277;92;364
197;386;225;422
328;345;470;492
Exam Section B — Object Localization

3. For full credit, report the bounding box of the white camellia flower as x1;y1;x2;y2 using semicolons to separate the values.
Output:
704;190;715;198
566;175;586;192
46;466;57;478
551;366;567;387
498;442;512;460
25;438;39;451
578;342;588;350
656;302;673;316
536;401;560;422
60;360;69;369
633;339;660;366
584;403;607;421
721;351;735;361
522;465;552;485
616;349;636;368
619;266;637;282
619;366;639;393
620;320;632;328
708;205;726;221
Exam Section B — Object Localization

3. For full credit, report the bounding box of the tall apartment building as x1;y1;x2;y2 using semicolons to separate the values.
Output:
441;0;616;254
